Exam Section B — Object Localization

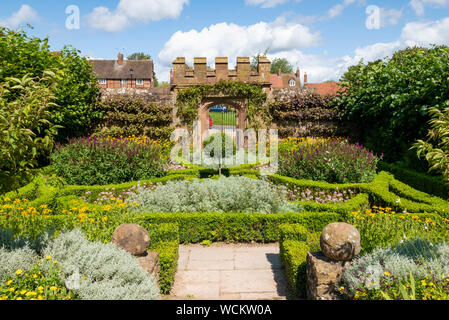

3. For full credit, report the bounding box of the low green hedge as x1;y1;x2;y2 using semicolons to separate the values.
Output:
281;240;310;298
378;161;449;199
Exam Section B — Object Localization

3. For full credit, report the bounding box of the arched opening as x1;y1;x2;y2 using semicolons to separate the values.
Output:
199;97;247;149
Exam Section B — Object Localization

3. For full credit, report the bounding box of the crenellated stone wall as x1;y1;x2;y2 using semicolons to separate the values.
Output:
171;56;272;92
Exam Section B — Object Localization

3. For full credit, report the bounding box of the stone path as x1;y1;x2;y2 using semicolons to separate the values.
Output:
168;243;294;300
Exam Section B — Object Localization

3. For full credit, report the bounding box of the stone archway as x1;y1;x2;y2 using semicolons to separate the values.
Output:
198;97;247;148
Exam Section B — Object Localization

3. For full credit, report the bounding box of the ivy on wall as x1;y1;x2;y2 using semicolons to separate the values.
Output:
175;81;268;128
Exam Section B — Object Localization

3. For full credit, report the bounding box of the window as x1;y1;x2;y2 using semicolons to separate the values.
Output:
289;79;296;87
136;79;144;86
98;79;107;85
121;79;128;85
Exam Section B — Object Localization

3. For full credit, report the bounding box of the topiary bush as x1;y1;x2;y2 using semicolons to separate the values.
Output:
126;176;302;214
278;138;380;184
51;137;167;185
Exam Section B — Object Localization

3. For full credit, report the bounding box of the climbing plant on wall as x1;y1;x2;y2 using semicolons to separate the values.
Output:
175;81;268;128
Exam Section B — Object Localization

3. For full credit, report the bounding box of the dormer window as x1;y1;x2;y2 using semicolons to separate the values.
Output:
98;79;107;85
136;79;144;86
121;79;128;85
289;79;296;87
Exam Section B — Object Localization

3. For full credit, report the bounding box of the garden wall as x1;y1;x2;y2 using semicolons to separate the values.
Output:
269;88;357;139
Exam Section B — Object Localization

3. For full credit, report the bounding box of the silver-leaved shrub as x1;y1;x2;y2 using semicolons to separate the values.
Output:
43;229;160;300
126;176;302;214
342;239;449;292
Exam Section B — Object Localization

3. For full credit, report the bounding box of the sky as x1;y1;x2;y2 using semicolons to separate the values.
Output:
1;0;449;83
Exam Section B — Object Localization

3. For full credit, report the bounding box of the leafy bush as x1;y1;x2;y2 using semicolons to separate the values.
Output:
335;46;449;164
0;72;60;193
0;27;101;142
43;229;160;300
126;176;302;214
51;137;167;185
341;239;449;300
278;138;379;183
413;107;449;183
94;96;173;141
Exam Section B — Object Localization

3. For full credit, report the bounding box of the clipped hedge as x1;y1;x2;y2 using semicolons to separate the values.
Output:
378;161;449;200
281;240;310;298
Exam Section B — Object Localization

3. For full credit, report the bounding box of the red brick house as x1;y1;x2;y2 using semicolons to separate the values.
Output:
303;72;341;95
90;53;154;89
270;67;302;89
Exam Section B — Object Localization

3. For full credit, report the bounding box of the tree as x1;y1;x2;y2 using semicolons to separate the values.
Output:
270;58;294;74
0;27;101;142
251;48;269;71
127;52;159;87
413;106;449;183
334;46;449;165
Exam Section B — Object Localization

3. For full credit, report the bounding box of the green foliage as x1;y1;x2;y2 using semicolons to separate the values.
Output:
341;239;449;300
0;27;101;142
50;137;167;186
0;259;77;300
335;46;449;163
280;240;309;298
269;90;342;138
93;96;173;141
175;81;268;128
270;58;294;74
378;161;449;199
0;72;61;193
413;107;449;183
127;176;302;214
250;48;269;71
278;139;380;184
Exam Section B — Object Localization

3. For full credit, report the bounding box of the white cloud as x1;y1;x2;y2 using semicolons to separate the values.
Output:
410;0;449;16
245;0;289;8
86;0;189;32
401;17;449;46
379;8;403;27
0;5;38;29
327;0;356;19
157;18;321;81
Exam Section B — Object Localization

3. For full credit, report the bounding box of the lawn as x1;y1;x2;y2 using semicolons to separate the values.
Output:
210;110;236;126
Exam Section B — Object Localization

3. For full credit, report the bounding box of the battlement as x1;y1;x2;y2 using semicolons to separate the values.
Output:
171;56;272;90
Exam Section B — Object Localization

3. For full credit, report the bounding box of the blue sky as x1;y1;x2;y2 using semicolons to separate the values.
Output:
1;0;449;82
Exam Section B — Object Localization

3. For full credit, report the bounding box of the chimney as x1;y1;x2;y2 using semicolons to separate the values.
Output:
117;53;124;65
304;72;308;85
278;67;282;77
296;67;300;79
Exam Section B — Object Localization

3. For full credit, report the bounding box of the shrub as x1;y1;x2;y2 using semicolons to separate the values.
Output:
413;106;449;183
126;176;302;214
341;239;449;300
335;46;449;163
278;138;379;184
51;136;167;185
0;27;101;142
0;72;60;193
43;229;160;300
93;96;173;141
281;240;310;298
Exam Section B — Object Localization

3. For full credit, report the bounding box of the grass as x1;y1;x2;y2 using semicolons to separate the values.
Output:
210;111;236;126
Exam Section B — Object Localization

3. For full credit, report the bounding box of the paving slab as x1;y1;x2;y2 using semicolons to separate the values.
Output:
169;243;292;300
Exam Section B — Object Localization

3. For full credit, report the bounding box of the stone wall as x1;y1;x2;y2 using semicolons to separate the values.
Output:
99;87;175;106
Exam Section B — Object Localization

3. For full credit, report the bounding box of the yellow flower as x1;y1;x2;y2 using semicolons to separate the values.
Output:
38;295;44;300
53;261;57;264
16;269;23;275
20;290;27;295
50;286;57;291
33;274;38;279
384;271;391;277
102;217;108;222
339;286;345;291
46;255;52;260
6;280;12;286
26;291;36;297
8;288;15;292
16;297;23;300
421;280;427;287
37;286;43;292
